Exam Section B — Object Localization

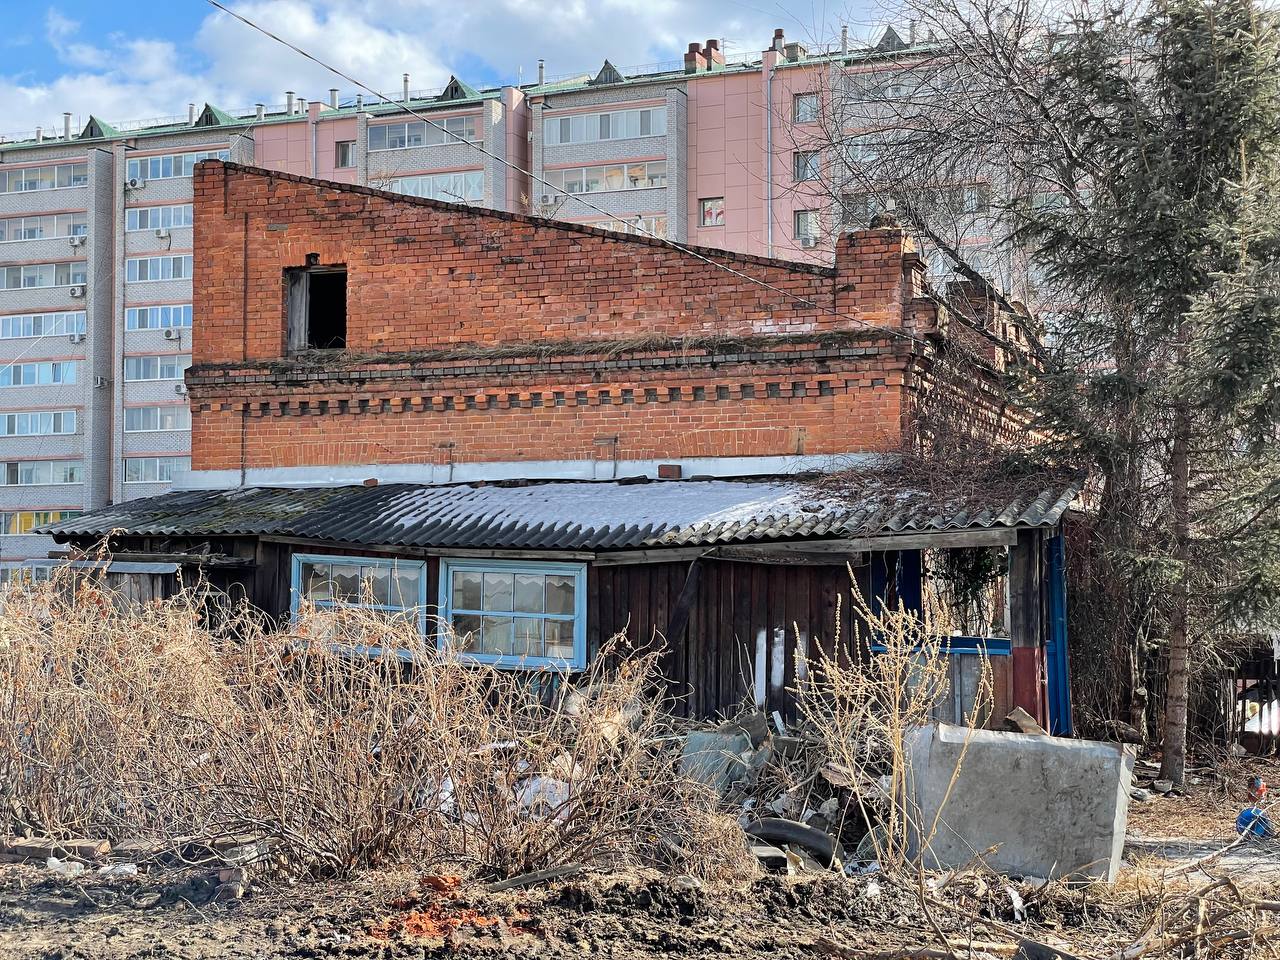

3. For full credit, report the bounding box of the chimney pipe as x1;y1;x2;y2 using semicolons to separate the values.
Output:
285;91;295;114
298;97;307;115
402;73;410;103
773;28;785;52
35;126;43;143
255;103;265;121
909;19;917;43
537;58;545;84
841;25;849;54
355;93;364;112
329;88;339;109
63;112;72;141
188;103;196;125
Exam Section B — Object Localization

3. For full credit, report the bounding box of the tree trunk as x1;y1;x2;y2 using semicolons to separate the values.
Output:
1161;400;1192;784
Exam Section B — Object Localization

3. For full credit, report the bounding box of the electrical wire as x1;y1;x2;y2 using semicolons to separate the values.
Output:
204;0;925;348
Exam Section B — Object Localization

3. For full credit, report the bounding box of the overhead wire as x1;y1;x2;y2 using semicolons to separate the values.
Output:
204;0;926;348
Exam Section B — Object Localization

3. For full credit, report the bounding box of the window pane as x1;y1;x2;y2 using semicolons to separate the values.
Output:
512;617;543;657
453;613;483;650
392;567;421;607
545;575;575;615
544;619;575;659
514;574;544;613
362;564;391;604
302;562;331;601
452;569;482;610
483;572;514;611
330;562;362;601
482;615;515;655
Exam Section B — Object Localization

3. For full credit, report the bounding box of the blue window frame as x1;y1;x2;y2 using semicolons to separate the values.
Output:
290;553;428;639
438;558;587;671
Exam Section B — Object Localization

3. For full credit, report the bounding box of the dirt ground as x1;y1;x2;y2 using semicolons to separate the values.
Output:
2;758;1276;959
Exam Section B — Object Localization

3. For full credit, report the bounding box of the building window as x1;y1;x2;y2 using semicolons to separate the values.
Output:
0;213;87;242
0;510;83;535
335;140;355;168
123;354;190;381
286;265;347;351
0;163;88;193
125;305;192;330
794;150;821;182
0;311;86;339
125;255;193;282
382;172;484;203
126;150;229;182
368;116;479;151
1;561;58;584
543;107;666;146
0;262;87;289
123;456;189;483
699;198;726;227
587;215;668;238
793;93;820;123
841;192;879;229
795;210;821;241
543;161;666;195
0;411;76;436
0;460;82;485
0;361;76;387
125;205;194;232
291;554;427;635
124;406;191;432
439;559;587;670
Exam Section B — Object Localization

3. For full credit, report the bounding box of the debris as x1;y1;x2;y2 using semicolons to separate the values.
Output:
484;863;584;893
6;838;110;861
742;817;845;869
211;880;245;902
679;730;752;795
1151;779;1173;794
1012;939;1084;960
45;857;85;878
1003;707;1047;736
716;709;769;748
98;863;139;877
1236;806;1275;837
748;843;790;872
1129;788;1153;802
1247;775;1267;802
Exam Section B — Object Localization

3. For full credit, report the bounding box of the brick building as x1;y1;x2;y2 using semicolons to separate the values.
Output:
46;161;1075;729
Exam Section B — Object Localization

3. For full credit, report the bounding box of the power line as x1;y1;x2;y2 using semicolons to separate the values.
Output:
204;0;925;348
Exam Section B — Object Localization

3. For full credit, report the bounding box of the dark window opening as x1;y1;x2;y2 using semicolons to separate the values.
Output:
287;265;347;351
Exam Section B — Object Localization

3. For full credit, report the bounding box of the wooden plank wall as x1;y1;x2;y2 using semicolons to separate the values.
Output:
589;557;872;721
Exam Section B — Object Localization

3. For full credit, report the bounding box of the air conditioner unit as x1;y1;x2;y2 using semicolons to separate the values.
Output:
94;376;109;389
69;284;86;298
68;332;86;344
68;235;86;248
174;383;188;397
540;194;555;205
162;328;181;341
799;236;818;249
154;228;169;239
126;177;145;190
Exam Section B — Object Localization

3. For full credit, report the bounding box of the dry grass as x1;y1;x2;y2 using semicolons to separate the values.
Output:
0;575;755;883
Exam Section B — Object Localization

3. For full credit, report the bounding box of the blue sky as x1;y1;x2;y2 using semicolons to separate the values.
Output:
1;1;886;136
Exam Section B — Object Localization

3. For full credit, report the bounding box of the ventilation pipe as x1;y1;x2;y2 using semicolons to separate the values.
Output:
537;58;545;84
298;97;307;115
286;91;295;114
329;88;339;109
63;112;72;141
909;19;917;43
255;103;265;121
403;73;410;103
841;25;849;54
355;93;364;112
35;126;43;143
188;103;196;124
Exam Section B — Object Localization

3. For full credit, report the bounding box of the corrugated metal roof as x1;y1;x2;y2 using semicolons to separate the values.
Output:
42;477;1081;552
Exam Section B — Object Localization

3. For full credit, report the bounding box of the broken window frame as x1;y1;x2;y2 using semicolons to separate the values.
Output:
286;263;348;353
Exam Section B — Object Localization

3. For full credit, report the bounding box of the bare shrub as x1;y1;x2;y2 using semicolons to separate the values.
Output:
0;576;754;883
795;573;992;871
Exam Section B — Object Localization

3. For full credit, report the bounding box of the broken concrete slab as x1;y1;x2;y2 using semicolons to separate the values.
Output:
3;838;110;861
906;723;1135;881
1004;707;1047;736
679;730;751;795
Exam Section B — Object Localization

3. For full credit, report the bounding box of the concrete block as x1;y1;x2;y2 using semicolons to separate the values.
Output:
906;723;1134;881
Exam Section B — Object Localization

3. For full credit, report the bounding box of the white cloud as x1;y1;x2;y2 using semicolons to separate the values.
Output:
2;0;863;136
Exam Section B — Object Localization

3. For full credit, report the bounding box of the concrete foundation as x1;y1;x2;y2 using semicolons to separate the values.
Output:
906;724;1134;881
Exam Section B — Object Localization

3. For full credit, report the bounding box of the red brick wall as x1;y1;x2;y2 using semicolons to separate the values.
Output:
189;162;935;473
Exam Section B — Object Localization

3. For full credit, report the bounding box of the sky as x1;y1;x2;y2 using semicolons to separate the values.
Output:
0;1;887;138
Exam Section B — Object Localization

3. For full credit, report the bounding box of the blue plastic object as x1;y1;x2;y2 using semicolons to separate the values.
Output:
1235;806;1274;838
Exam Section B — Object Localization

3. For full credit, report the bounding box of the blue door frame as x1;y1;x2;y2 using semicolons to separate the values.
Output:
1045;532;1073;735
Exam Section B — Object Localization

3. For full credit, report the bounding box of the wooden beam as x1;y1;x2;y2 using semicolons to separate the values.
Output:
259;535;594;561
